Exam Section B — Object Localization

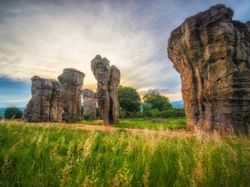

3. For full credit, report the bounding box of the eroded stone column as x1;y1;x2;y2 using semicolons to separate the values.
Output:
109;65;121;124
91;55;120;125
167;4;250;134
23;76;63;122
82;89;96;120
58;68;85;122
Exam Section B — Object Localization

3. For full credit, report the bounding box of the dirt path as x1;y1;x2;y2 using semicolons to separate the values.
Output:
1;120;194;137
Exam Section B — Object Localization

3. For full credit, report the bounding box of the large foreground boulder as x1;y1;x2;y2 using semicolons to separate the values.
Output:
58;68;85;122
168;4;250;134
91;55;121;125
82;89;97;120
23;76;62;122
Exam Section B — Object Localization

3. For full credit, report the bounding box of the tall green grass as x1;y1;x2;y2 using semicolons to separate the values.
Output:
81;117;186;130
117;118;186;130
0;122;250;186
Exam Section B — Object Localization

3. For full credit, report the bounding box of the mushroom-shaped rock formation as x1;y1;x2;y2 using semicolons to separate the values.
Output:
168;4;250;134
23;76;63;122
58;68;85;122
91;55;121;125
82;89;97;120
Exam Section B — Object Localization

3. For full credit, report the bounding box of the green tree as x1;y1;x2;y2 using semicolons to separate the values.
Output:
4;107;23;119
143;92;172;111
118;86;141;117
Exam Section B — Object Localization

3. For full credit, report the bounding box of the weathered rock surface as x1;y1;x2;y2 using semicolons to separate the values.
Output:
109;65;121;124
91;55;121;125
58;68;85;122
168;4;250;134
82;89;96;120
23;76;63;122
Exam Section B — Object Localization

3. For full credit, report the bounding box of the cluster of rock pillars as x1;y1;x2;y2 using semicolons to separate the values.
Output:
24;4;250;134
23;55;120;125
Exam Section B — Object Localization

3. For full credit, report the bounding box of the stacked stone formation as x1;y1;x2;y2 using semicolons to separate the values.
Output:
82;89;97;120
23;76;63;122
168;4;250;134
58;68;85;122
91;55;121;125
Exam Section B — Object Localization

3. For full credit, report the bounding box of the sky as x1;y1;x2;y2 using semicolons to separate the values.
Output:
0;0;250;107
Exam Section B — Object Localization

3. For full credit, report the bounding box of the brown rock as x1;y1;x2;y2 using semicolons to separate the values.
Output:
91;55;121;125
168;4;250;134
58;68;85;122
82;89;96;120
23;76;63;122
109;65;121;124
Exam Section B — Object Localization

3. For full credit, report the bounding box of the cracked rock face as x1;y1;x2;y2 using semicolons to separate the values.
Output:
82;89;96;120
23;76;63;122
91;55;120;125
109;65;121;124
58;68;85;122
168;4;250;134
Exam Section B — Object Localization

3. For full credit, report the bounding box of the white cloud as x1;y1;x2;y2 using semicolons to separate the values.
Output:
0;97;30;107
0;0;249;102
0;1;169;90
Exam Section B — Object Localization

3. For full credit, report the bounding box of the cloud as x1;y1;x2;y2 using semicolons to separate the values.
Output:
0;97;30;107
3;99;28;104
0;0;249;102
0;0;180;96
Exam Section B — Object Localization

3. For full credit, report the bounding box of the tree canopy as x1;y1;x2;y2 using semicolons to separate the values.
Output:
4;107;23;119
143;92;172;111
118;86;141;113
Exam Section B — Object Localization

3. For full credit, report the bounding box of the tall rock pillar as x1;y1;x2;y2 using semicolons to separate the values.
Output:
109;65;121;124
58;68;85;122
167;4;250;134
82;89;97;120
23;76;63;122
91;55;120;125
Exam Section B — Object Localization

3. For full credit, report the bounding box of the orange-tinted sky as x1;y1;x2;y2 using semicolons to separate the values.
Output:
0;0;250;107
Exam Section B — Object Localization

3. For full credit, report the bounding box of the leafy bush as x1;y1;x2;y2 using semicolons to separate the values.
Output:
141;93;185;118
118;86;141;118
4;107;22;119
174;108;185;117
120;110;143;119
143;92;172;111
118;88;185;119
143;107;185;118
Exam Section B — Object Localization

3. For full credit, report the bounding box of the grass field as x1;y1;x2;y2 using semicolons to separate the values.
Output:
0;121;250;186
81;118;186;130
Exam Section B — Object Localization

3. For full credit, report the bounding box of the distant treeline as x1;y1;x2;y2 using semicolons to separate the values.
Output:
118;86;185;119
0;107;24;118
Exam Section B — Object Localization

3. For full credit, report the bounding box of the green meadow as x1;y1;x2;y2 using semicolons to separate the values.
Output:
0;121;250;187
81;118;186;130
